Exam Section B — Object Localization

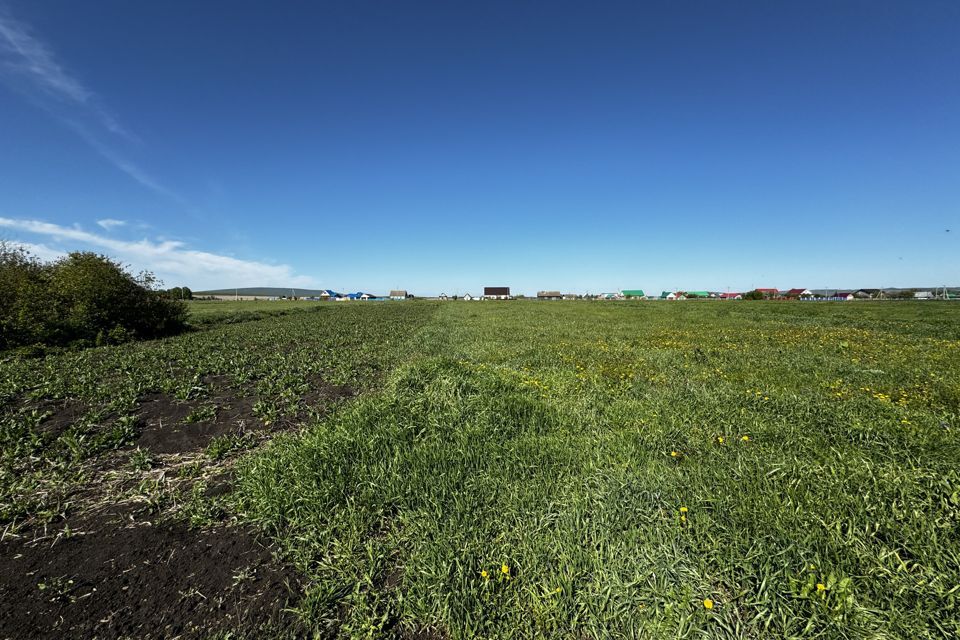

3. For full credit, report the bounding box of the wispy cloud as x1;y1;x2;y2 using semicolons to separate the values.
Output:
96;218;126;231
0;217;317;290
0;6;175;197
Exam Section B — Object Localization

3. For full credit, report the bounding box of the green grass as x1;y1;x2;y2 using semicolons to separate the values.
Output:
233;301;960;638
185;298;329;326
3;300;959;637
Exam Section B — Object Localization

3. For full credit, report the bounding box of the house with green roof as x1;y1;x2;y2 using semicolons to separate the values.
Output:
621;289;646;299
686;291;711;298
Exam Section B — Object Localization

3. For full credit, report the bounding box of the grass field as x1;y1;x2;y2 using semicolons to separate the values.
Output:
2;301;959;638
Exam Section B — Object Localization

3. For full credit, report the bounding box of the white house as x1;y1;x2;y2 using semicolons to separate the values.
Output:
914;291;934;300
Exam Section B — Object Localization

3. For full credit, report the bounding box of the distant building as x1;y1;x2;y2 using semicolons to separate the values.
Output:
660;291;677;300
537;291;562;300
914;291;934;300
389;290;408;300
755;288;779;299
483;286;512;300
686;291;711;299
463;293;477;301
438;293;449;300
621;289;646;299
719;292;742;300
784;288;813;298
832;292;855;301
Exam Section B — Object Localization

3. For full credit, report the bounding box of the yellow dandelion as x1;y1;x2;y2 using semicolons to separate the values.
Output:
717;436;725;444
741;435;750;442
816;583;826;592
501;563;510;577
671;450;679;457
703;598;714;609
554;587;562;594
480;569;489;580
680;506;688;513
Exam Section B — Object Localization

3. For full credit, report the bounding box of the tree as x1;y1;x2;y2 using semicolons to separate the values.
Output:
0;246;188;350
742;289;765;300
0;242;51;348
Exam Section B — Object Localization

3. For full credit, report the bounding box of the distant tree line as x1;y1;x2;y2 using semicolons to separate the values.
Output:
0;242;189;352
160;286;193;300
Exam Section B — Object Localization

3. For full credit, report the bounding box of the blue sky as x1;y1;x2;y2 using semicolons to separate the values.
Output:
1;1;957;294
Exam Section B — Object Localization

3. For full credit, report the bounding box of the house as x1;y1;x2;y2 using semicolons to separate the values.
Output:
755;288;779;299
784;288;813;298
562;293;579;300
621;289;646;299
360;293;379;300
483;286;512;300
319;289;342;300
660;291;677;300
537;291;562;300
686;291;711;299
438;293;448;300
855;289;880;299
389;290;408;300
719;292;742;300
914;291;934;300
831;292;855;301
463;293;476;301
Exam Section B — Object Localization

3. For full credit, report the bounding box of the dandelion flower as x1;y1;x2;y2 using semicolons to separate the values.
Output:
816;583;826;592
680;506;688;513
501;563;510;577
671;450;679;457
741;435;750;442
480;569;489;580
703;598;714;609
717;436;725;444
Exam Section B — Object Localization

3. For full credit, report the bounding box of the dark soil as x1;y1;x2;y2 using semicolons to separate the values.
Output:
135;391;255;454
136;376;353;454
0;510;302;639
34;399;88;439
1;375;357;639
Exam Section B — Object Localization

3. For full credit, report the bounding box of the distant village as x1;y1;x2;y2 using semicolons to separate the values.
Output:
198;286;960;302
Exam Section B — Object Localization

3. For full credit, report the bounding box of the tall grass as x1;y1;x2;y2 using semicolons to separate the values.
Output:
233;302;960;638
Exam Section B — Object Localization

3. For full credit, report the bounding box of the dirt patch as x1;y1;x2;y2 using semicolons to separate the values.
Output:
0;512;302;639
135;392;255;454
301;375;356;408
135;377;353;455
0;375;360;638
33;399;88;439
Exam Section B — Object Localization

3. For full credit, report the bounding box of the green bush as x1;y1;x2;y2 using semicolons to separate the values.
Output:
0;243;188;350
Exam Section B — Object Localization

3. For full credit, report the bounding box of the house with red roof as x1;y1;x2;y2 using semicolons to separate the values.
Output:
719;292;742;300
784;288;813;298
